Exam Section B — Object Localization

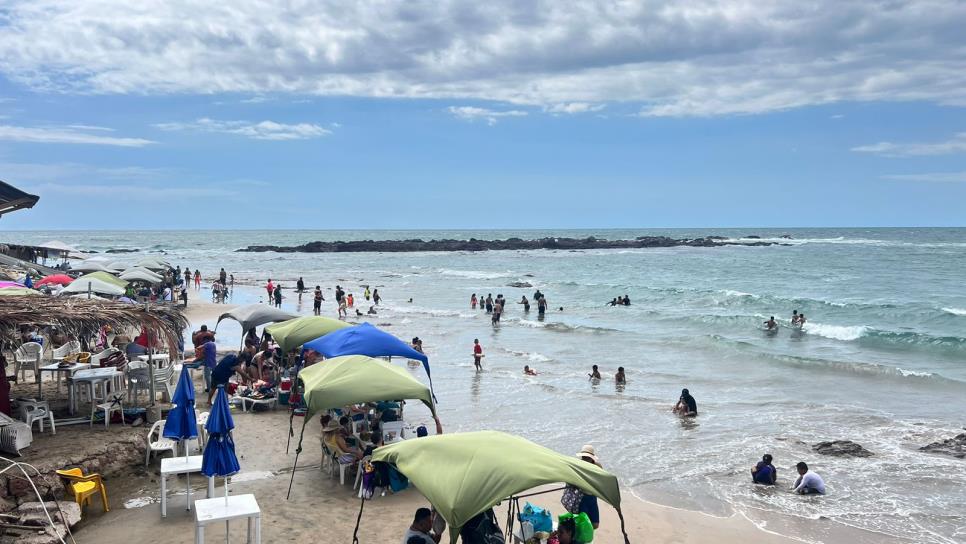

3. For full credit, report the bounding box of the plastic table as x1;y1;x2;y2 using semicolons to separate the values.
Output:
194;494;260;544
69;367;119;416
160;455;213;517
36;362;90;400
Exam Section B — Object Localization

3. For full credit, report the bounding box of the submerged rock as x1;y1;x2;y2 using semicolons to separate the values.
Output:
919;433;966;459
507;281;532;288
812;440;874;457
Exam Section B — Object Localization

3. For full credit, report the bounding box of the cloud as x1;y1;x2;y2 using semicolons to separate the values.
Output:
155;118;330;140
447;106;527;125
545;103;605;114
31;182;226;200
0;124;154;146
1;1;965;116
852;132;966;157
882;171;966;182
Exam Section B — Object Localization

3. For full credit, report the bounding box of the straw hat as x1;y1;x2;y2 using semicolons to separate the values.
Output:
576;444;600;466
322;420;343;433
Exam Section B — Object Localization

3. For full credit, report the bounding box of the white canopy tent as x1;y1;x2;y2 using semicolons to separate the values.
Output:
60;278;125;296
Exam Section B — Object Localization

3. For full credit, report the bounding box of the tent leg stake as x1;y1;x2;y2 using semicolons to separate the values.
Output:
350;496;366;544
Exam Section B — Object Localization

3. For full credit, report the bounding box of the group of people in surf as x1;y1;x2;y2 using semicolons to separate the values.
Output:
607;295;631;306
763;310;808;331
471;289;551;324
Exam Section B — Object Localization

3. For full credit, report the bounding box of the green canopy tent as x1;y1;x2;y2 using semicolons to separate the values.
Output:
77;271;128;288
369;431;631;544
286;355;438;498
264;315;352;353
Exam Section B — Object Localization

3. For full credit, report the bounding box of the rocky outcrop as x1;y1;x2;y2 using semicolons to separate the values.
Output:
105;248;139;253
506;281;533;288
239;236;783;253
812;440;874;457
919;433;966;459
11;501;81;544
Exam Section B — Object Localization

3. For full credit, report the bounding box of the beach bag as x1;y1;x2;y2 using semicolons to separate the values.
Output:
561;485;583;514
558;512;594;543
465;510;504;544
360;460;376;500
519;502;553;534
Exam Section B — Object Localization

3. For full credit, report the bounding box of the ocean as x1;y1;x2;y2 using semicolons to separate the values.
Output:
4;227;965;543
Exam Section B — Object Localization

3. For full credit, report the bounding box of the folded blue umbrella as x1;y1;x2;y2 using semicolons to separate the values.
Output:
163;365;198;443
202;385;239;479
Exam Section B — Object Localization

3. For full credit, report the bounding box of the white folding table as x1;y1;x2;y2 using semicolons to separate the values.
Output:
194;494;260;544
160;455;213;517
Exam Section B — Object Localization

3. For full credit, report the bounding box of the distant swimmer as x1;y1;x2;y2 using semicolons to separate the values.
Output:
524;365;537;376
519;295;530;312
764;316;778;330
752;454;778;485
798;313;807;327
615;366;626;385
473;339;483;371
367;305;377;315
792;462;826;495
673;388;697;416
589;365;601;380
608;298;619;306
471;293;478;309
537;296;547;317
622;295;630;306
791;310;800;326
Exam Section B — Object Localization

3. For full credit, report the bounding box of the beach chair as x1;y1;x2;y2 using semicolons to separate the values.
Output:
145;419;177;466
13;342;42;383
50;341;81;392
0;413;32;455
152;364;176;403
91;391;125;428
126;362;151;406
18;399;55;434
196;410;209;449
57;468;110;513
320;442;355;485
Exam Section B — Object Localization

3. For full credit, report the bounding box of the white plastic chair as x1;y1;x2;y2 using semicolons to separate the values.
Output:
50;341;81;392
320;441;354;484
126;362;151;406
13;342;43;383
145;419;176;466
196;411;209;449
0;413;32;456
18;400;55;434
91;391;125;428
152;364;176;403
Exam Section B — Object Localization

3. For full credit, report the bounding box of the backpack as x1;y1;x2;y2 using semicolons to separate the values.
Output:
560;485;584;514
518;502;553;534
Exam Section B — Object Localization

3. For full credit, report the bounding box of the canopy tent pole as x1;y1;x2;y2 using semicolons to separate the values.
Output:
350;495;366;544
617;508;631;544
285;409;295;454
285;416;309;500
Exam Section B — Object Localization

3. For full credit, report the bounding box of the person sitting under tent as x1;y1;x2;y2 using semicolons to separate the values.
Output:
403;507;442;544
321;418;363;463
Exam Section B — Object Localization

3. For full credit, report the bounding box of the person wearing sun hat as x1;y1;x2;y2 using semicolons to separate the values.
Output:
575;445;602;529
321;417;362;464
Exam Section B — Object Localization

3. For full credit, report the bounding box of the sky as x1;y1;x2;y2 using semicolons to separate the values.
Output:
0;0;965;230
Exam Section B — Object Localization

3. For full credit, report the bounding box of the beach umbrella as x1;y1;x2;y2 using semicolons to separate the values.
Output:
119;268;163;284
264;316;352;353
202;385;240;504
0;287;40;297
163;365;199;508
60;278;125;297
370;431;630;544
136;257;171;271
80;271;128;287
68;261;118;274
287;355;437;497
302;322;436;398
215;304;299;349
35;274;73;287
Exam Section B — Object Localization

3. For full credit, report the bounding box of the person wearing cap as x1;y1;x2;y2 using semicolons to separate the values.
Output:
673;388;697;416
576;445;601;529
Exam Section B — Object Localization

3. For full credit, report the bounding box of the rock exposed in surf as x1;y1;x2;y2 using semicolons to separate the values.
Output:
919;433;966;459
238;236;783;253
812;440;874;457
106;248;139;253
507;281;532;288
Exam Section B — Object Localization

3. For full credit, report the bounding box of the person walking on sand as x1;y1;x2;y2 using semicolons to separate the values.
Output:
194;269;201;290
792;462;826;495
273;284;283;308
313;285;323;316
473;339;483;371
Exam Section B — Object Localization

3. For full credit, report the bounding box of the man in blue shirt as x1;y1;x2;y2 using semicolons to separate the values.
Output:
191;337;217;393
752;454;777;485
208;354;241;405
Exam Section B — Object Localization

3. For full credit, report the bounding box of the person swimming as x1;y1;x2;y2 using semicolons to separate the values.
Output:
524;365;537;376
763;316;778;330
589;365;601;380
673;388;697;416
615;366;626;385
791;310;800;326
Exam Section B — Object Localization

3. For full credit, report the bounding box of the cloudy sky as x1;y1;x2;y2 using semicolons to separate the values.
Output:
1;0;965;229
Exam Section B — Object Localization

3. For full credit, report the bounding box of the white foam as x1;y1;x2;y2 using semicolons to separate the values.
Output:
941;307;966;316
504;349;552;362
897;368;934;378
436;268;510;280
804;323;868;341
721;289;758;298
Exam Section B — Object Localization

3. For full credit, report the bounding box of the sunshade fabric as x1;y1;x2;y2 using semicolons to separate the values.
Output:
36;274;73;287
0;287;40;296
298;355;436;421
79;271;127;288
264;316;351;353
163;366;198;441
119;269;163;283
69;262;117;274
136;258;171;271
303;322;429;365
371;431;622;542
215;304;299;333
60;278;124;296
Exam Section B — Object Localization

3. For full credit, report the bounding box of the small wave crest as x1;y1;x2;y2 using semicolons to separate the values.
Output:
942;307;966;316
804;323;869;341
502;348;552;363
437;268;511;280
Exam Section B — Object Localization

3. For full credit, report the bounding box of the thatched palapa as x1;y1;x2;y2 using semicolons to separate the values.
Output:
0;297;188;353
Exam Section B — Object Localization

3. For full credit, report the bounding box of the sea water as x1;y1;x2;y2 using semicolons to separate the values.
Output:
5;227;965;543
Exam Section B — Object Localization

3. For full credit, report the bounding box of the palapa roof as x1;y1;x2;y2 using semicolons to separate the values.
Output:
0;296;188;350
0;180;39;217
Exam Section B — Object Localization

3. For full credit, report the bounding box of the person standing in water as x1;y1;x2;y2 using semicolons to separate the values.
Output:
485;294;493;314
791;310;800;326
673;388;697;416
297;277;305;301
491;298;503;324
364;287;371;301
763;316;778;330
615;366;626;385
265;279;274;303
473;339;483;371
373;289;381;305
589;365;601;380
194;269;201;290
471;293;478;309
519;295;530;312
537;295;547;317
273;284;283;308
313;285;323;316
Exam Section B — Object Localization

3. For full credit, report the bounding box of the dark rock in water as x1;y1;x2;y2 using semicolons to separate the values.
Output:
812;440;874;457
238;236;781;253
106;248;139;253
523;274;535;277
507;281;532;288
780;234;793;239
745;235;761;239
919;433;966;459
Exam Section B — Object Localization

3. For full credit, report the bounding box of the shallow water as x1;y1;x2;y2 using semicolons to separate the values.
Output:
6;227;966;543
